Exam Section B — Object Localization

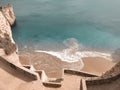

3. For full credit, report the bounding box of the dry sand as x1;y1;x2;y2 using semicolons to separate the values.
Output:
0;51;116;90
81;57;116;76
19;51;115;76
19;51;84;78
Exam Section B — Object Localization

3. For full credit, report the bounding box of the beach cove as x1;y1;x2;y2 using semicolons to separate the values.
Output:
0;0;120;90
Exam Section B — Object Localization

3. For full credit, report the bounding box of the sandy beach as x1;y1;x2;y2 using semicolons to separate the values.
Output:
0;51;116;90
81;57;115;76
19;51;115;76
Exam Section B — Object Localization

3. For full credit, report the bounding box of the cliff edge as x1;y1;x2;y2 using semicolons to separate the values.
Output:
0;4;21;66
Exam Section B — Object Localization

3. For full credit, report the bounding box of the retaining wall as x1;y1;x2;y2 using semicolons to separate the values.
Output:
36;70;61;87
0;56;39;80
64;69;120;89
80;79;87;90
64;69;98;77
86;71;120;85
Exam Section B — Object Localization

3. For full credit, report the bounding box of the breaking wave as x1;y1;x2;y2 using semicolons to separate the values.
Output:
35;38;112;70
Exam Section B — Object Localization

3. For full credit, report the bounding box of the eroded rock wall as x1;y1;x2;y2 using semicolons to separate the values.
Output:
0;4;21;66
1;4;16;26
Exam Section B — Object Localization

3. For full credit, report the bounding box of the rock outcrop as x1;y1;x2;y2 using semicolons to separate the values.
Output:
0;4;21;66
0;4;16;26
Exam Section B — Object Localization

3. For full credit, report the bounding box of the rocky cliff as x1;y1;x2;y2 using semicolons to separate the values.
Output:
0;4;21;66
0;4;16;26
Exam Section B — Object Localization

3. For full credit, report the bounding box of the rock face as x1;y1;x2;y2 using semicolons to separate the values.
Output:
0;4;21;66
1;4;16;26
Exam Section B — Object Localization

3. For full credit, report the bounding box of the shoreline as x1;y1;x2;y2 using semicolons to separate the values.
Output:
17;44;114;53
19;50;115;77
35;49;112;62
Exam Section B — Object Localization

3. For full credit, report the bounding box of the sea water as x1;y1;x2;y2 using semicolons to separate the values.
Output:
1;0;120;63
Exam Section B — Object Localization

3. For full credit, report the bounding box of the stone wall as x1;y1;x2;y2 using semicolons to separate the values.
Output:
86;63;120;86
64;63;120;89
80;79;87;90
35;70;61;87
64;69;98;77
0;56;39;80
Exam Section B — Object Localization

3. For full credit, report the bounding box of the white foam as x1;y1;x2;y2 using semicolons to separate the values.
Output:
35;38;112;70
35;50;111;70
35;50;111;61
35;38;111;62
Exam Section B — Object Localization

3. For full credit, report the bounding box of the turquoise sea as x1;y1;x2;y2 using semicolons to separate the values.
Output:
1;0;120;51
